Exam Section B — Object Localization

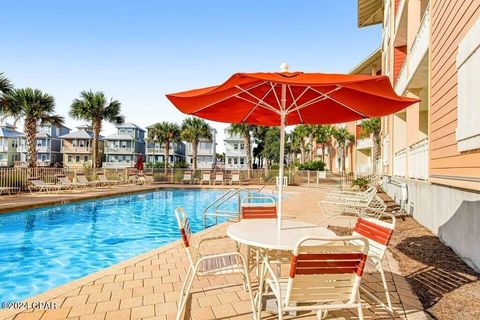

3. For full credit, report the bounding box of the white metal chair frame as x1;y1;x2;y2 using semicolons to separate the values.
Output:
351;211;396;313
174;208;257;320
75;173;101;188
213;172;224;185
319;188;386;218
57;175;83;190
27;177;64;194
231;171;241;185
181;170;192;184
97;173;122;186
257;236;369;319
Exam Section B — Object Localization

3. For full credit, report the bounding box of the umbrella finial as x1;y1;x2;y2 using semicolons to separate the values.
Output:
280;62;289;72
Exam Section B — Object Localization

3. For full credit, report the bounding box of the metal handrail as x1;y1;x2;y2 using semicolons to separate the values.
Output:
257;176;276;193
203;187;252;228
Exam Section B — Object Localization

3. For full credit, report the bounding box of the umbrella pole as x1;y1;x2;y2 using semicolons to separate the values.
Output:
278;112;286;232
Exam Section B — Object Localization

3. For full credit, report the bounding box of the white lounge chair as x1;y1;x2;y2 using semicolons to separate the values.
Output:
97;173;122;186
213;172;224;185
0;187;21;196
231;171;241;185
27;177;64;194
57;175;83;190
257;235;369;319
181;170;192;184
75;173;101;188
319;187;386;218
200;170;211;185
174;208;256;320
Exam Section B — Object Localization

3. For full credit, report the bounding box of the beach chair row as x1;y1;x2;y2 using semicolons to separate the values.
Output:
181;170;242;185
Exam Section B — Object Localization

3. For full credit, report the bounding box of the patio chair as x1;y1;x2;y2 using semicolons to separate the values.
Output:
144;172;154;184
200;170;211;185
174;208;257;320
350;210;396;312
57;175;83;190
257;235;369;320
213;171;224;185
181;170;192;184
75;173;101;188
231;171;241;185
319;188;386;218
27;177;64;194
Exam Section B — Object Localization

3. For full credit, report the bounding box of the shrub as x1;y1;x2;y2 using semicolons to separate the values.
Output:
297;160;326;171
351;177;371;191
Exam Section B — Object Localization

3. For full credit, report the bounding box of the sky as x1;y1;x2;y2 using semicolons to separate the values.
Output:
1;0;381;152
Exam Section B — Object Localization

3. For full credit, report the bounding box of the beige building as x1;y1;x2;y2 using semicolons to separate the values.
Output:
357;0;480;271
60;125;104;168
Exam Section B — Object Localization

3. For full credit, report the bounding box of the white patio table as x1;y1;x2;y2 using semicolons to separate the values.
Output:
227;218;336;252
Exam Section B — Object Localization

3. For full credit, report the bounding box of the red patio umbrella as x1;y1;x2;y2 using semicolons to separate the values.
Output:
136;154;144;172
166;63;419;230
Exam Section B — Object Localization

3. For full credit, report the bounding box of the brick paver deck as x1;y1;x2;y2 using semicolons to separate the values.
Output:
0;185;427;320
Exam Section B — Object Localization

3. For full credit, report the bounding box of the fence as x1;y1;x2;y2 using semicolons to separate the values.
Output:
0;167;340;192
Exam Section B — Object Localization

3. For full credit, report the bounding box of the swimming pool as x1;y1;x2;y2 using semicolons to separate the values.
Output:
0;188;259;302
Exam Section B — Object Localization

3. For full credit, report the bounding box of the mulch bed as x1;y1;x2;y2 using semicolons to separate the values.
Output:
329;193;480;320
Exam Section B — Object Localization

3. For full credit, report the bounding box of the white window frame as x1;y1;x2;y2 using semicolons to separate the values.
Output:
456;17;480;152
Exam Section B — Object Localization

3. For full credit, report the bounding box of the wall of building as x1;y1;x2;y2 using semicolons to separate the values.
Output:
429;0;480;190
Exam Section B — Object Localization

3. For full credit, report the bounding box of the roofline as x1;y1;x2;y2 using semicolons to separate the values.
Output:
348;47;382;74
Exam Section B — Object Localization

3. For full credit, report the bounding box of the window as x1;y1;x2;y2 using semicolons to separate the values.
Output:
234;144;238;150
75;156;80;162
240;143;245;150
228;158;232;164
240;158;245;165
233;158;238;165
68;155;72;163
83;156;89;162
456;17;480;152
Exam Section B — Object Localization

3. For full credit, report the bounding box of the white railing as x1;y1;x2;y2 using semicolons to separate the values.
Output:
356;164;372;174
356;138;373;149
408;138;429;180
0;160;9;167
395;4;430;95
102;161;135;168
62;146;92;153
104;147;134;154
17;146;49;153
394;0;406;34
393;148;406;177
0;146;10;152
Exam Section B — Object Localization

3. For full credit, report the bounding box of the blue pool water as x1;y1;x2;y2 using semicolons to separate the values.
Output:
0;189;260;301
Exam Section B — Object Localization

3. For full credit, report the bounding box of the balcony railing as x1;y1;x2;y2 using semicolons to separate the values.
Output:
394;0;406;34
0;160;9;167
17;146;49;153
395;4;430;95
356;138;373;149
104;147;134;154
408;138;429;180
188;149;214;155
393;148;406;177
0;146;10;152
62;146;92;153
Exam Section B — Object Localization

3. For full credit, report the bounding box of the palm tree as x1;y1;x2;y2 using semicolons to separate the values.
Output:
180;117;212;171
70;90;124;168
315;125;333;163
0;73;13;95
252;126;268;168
148;122;180;173
361;118;382;164
292;125;309;164
227;123;254;178
305;125;318;161
1;88;64;168
333;127;355;173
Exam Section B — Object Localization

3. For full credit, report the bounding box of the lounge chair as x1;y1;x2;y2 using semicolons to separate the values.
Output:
319;187;386;218
174;208;256;320
350;210;396;313
75;173;101;188
97;173;122;186
231;171;241;185
181;170;192;184
213;172;224;185
57;175;83;190
27;177;64;194
0;187;21;196
257;235;369;319
200;170;211;185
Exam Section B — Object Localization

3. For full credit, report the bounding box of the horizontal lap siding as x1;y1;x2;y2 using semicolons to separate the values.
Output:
430;0;480;182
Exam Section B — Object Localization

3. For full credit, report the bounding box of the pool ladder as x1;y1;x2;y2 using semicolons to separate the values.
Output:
203;187;252;229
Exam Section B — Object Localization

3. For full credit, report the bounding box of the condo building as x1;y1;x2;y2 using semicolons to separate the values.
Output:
145;124;186;164
17;124;70;167
0;123;21;167
59;125;104;168
356;0;480;270
103;122;146;168
224;128;251;170
185;128;216;169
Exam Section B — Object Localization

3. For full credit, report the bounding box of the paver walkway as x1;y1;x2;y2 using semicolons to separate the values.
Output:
0;185;427;320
